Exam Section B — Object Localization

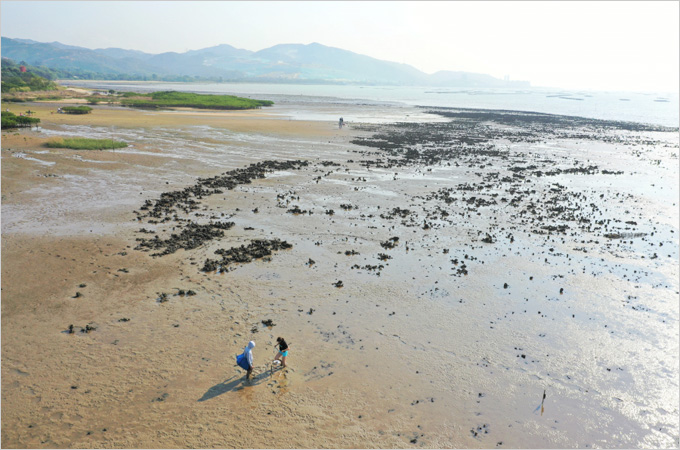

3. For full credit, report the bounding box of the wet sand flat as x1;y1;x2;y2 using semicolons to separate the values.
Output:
2;102;679;448
2;103;337;137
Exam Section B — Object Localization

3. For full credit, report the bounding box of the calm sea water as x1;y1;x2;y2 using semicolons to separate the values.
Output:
62;81;679;128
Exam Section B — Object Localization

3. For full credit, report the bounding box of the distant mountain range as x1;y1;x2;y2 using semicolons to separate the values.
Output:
1;37;530;87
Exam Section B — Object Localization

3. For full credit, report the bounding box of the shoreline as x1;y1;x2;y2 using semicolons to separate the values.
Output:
49;79;680;128
2;101;679;448
1;102;339;138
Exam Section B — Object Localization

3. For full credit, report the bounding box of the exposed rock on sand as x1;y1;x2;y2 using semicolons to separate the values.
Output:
2;101;678;449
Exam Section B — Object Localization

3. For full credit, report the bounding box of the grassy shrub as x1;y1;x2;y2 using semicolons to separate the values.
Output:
62;106;93;114
44;137;128;150
2;97;27;102
1;111;40;129
120;91;273;110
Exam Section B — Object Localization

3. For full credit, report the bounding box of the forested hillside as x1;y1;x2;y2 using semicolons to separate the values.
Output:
1;58;58;92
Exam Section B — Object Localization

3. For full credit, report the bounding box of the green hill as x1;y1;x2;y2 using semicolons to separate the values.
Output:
1;37;528;87
1;58;59;93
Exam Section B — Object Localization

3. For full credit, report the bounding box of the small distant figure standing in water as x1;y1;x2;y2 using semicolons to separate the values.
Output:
244;340;255;379
339;117;344;129
274;337;289;368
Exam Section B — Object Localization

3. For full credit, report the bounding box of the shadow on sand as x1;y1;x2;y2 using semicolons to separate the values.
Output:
198;370;269;402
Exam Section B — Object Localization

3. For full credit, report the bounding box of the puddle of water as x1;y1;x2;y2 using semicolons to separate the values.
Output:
11;152;56;166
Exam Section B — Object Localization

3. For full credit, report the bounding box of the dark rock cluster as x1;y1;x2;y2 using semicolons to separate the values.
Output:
135;160;309;222
134;160;307;263
201;239;293;272
135;221;235;256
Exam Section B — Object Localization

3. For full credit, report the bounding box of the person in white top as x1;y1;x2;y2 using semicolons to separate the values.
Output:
244;340;255;379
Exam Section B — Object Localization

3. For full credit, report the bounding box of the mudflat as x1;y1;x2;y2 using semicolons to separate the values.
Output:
2;101;678;448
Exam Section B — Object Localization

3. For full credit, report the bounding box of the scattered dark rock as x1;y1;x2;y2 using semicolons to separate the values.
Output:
136;221;235;257
481;233;495;244
380;237;399;249
136;160;308;224
287;205;308;215
152;393;169;402
202;239;293;272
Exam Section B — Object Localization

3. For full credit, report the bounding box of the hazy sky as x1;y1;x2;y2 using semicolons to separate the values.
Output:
1;1;678;92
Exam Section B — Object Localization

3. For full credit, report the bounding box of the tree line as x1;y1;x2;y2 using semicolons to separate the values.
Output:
1;58;58;93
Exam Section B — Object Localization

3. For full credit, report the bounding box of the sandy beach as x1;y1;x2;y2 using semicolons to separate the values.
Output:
2;100;678;448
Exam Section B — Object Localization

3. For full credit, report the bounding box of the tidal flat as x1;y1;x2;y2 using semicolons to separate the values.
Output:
1;101;678;448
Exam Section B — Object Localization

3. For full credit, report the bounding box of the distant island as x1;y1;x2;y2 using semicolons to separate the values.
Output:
1;37;530;88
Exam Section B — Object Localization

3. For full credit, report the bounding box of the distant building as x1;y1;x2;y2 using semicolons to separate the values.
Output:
20;65;27;73
504;75;530;88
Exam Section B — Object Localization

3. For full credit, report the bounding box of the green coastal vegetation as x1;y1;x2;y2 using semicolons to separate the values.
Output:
1;111;40;129
61;106;93;114
45;137;128;150
1;58;58;93
119;91;274;110
2;59;274;111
